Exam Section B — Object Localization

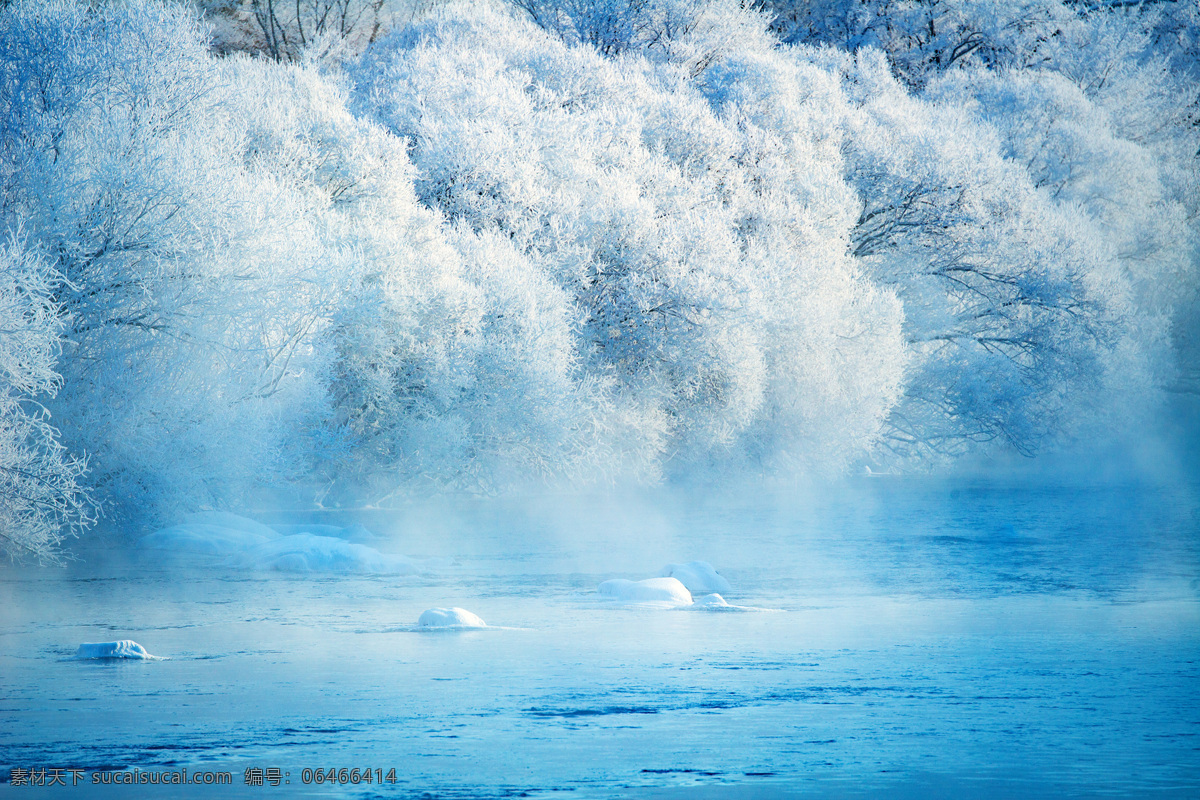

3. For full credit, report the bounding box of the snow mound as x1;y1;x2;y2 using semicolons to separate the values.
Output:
179;512;280;539
659;561;731;594
338;524;383;545
75;640;162;660
270;523;381;544
418;607;487;629
598;577;693;606
142;515;418;575
140;513;281;555
694;593;729;607
238;534;419;574
270;523;345;537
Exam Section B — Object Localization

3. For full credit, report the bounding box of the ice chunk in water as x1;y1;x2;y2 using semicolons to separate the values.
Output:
418;608;487;628
659;561;731;594
598;577;693;606
75;640;161;660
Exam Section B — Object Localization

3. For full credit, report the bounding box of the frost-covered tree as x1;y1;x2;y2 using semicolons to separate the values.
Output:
196;0;442;61
1020;7;1200;400
763;0;1200;400
351;4;907;475
495;0;1175;459
248;0;389;61
1;0;663;520
507;0;769;73
0;237;91;562
765;0;1089;87
2;0;1188;541
1;0;304;522
0;0;398;522
322;224;612;496
218;53;621;497
816;50;1153;458
929;66;1192;315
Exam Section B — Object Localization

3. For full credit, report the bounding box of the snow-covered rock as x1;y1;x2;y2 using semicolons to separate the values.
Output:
418;607;487;628
237;534;418;574
598;577;693;606
140;513;281;555
694;593;729;608
659;561;731;594
75;640;161;660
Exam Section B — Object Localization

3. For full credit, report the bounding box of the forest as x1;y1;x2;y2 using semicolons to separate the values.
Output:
1;0;1197;561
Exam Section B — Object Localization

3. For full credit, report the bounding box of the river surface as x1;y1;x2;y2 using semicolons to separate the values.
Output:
2;477;1199;798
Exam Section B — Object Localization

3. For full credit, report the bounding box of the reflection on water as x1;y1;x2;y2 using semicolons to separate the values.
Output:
1;478;1198;798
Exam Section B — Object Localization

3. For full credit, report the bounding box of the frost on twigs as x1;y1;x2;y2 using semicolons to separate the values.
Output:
352;4;907;478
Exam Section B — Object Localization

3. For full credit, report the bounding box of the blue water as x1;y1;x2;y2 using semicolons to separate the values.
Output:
2;478;1198;798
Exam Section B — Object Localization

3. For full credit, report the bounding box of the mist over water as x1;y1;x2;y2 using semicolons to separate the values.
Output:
3;474;1197;798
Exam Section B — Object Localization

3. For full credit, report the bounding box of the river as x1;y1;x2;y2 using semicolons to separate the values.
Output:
2;476;1198;798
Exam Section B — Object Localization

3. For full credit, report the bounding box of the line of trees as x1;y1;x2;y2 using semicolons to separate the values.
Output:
0;0;1195;560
